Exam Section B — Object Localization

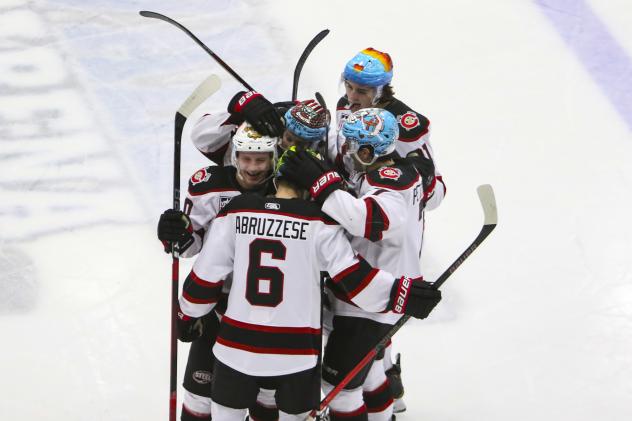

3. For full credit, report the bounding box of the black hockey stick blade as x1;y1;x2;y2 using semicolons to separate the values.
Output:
292;29;329;101
139;11;254;91
315;92;332;165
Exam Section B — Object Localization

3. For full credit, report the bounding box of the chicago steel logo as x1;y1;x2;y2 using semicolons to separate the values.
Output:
378;167;402;180
191;168;211;185
398;112;420;131
193;370;212;384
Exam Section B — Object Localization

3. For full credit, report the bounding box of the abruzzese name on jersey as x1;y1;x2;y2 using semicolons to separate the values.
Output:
235;215;308;240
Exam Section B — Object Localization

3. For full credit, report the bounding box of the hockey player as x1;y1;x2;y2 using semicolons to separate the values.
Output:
281;108;439;421
176;148;441;421
157;120;278;421
333;47;445;213
333;47;447;412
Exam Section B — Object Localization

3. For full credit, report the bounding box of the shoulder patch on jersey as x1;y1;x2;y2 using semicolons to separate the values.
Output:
397;112;420;131
385;99;430;142
188;166;239;196
191;168;211;185
377;167;402;181
366;162;420;190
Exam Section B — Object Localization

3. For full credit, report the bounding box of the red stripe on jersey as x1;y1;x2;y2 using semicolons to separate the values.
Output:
347;268;379;299
188;187;239;197
397;126;429;142
190;271;223;288
216;337;319;355
330;404;368;418
363;197;390;241
221;315;321;335
332;260;361;283
182;291;218;305
364;197;374;239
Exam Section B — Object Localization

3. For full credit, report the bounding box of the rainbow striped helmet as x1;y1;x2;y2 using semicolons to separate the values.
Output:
343;48;393;87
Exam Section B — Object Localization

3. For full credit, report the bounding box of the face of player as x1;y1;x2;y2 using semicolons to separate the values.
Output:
235;152;273;189
344;79;377;112
279;130;306;151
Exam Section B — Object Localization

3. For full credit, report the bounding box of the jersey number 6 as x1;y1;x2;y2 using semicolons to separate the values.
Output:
246;239;286;307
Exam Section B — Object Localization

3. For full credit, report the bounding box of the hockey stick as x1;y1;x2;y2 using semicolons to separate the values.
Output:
314;92;331;166
168;74;222;421
139;11;254;91
307;184;498;420
292;29;329;101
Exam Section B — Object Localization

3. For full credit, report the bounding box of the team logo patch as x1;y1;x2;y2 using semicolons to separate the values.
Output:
192;370;212;384
219;196;233;210
378;167;402;180
398;112;420;131
191;168;211;185
265;202;281;210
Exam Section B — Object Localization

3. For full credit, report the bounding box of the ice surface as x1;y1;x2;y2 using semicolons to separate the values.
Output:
1;0;631;420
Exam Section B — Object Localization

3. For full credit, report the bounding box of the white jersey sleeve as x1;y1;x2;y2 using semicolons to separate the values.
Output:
315;223;395;313
179;213;235;318
190;111;236;166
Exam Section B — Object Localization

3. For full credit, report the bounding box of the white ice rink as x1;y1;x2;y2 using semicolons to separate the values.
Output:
1;0;632;420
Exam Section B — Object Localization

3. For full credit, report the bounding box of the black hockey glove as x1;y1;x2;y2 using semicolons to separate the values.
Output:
388;277;441;319
227;91;284;137
404;152;435;192
157;209;194;254
176;305;204;342
273;100;299;117
281;149;343;204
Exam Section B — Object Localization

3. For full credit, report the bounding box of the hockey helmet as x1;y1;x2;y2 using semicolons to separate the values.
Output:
284;99;328;143
231;121;278;167
343;48;393;87
341;108;398;164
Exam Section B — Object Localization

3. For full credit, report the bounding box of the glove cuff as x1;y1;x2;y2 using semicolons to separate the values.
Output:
389;276;412;314
228;90;261;114
310;170;342;203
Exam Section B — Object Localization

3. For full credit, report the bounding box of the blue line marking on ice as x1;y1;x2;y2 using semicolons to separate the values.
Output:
534;0;632;131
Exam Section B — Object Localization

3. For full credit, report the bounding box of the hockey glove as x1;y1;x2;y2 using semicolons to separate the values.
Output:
227;91;284;137
404;152;435;192
157;209;194;254
388;277;441;319
176;305;204;342
281;149;343;204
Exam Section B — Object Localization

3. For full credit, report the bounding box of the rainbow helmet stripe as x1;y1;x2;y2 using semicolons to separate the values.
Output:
343;48;393;87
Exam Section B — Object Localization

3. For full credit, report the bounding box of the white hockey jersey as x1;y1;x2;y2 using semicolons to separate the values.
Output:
322;161;425;325
180;165;273;258
179;194;399;377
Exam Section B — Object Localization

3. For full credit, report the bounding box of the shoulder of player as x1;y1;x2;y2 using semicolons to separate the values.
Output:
188;166;239;196
364;161;420;191
385;98;430;142
219;196;338;225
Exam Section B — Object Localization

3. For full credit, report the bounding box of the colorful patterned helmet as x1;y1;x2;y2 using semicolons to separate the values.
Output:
284;99;327;143
343;48;393;87
341;108;398;160
231;121;278;167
